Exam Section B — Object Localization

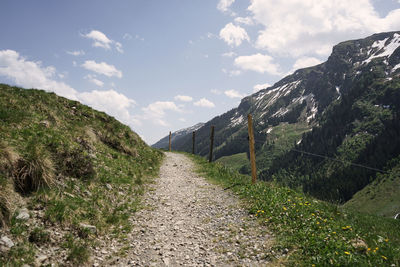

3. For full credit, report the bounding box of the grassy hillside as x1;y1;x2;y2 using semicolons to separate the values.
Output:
0;84;163;265
344;158;400;218
190;154;400;266
216;152;249;173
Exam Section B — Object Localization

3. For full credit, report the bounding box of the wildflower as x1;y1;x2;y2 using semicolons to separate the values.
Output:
385;238;389;242
288;199;291;202
311;213;315;216
316;221;320;225
367;248;371;251
382;255;387;260
332;232;336;234
283;206;287;211
344;251;350;255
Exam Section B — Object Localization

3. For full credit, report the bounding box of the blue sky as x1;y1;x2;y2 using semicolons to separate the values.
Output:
1;0;400;144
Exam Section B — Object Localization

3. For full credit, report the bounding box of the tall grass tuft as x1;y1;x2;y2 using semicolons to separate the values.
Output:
0;142;19;175
0;187;11;227
13;143;55;195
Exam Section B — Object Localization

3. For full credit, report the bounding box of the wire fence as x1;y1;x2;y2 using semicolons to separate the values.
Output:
182;124;400;175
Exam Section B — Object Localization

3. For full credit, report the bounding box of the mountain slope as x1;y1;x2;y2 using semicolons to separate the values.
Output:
152;123;204;149
155;31;400;215
0;84;163;265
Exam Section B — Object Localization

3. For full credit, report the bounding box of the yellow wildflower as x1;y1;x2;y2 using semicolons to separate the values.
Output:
382;255;387;260
344;251;350;255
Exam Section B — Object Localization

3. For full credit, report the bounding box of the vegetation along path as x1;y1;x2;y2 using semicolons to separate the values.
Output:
107;152;273;266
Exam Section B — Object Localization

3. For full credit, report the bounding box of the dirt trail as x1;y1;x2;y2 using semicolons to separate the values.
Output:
107;152;273;266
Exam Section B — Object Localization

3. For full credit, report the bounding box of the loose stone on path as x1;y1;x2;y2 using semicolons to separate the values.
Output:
107;152;273;266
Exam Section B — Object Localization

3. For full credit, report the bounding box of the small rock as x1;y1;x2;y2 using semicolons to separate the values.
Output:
16;208;30;220
40;120;50;128
36;254;48;264
106;184;113;190
79;223;97;234
0;236;14;248
163;257;170;265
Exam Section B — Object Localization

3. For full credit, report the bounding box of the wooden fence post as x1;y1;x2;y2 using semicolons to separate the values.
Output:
192;131;196;154
169;131;172;152
247;114;257;184
208;126;215;163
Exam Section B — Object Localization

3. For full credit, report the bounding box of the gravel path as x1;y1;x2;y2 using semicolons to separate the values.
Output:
111;152;273;266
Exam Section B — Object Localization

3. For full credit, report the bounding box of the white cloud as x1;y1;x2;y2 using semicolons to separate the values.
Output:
0;49;78;99
248;0;400;57
224;89;244;98
174;95;193;102
84;74;104;87
135;34;145;41
142;101;182;126
82;60;122;78
217;0;235;13
207;32;215;39
0;49;141;129
72;61;77;67
83;30;124;53
293;57;323;70
253;83;271;92
194;98;215;108
83;30;113;50
222;51;237;57
115;42;123;54
67;50;85;56
211;89;222;95
222;68;242;76
79;89;139;126
179;118;186;122
234;17;254;25
123;33;133;40
234;53;281;75
219;23;250;47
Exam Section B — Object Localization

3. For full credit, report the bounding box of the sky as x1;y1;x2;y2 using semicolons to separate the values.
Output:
1;0;400;144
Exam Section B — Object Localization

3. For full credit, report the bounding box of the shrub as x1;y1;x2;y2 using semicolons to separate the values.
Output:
57;146;96;180
13;143;54;195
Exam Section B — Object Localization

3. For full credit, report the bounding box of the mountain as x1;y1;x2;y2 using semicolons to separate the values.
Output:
152;122;204;149
154;31;400;216
0;84;163;265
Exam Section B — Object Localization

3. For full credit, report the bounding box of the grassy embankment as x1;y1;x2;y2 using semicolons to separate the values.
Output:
0;84;163;265
190;153;400;266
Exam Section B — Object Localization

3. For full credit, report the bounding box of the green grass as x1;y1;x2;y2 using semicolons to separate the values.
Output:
0;84;164;265
189;153;400;266
344;160;400;218
216;152;249;172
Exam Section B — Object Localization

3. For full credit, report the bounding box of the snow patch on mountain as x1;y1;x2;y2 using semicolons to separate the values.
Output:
363;33;400;65
229;113;245;127
392;63;400;73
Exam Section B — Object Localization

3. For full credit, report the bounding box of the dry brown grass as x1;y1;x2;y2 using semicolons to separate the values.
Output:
0;142;19;175
13;144;55;195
